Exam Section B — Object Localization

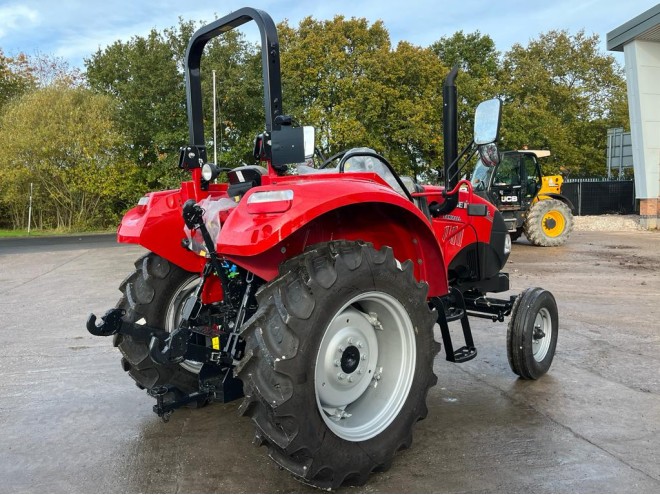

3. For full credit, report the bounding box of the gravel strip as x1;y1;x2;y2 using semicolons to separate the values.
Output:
573;214;642;232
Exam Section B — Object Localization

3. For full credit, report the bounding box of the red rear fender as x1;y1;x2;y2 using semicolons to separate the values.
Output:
219;179;448;296
117;189;205;274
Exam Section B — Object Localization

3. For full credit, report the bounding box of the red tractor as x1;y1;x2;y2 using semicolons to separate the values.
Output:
87;8;559;489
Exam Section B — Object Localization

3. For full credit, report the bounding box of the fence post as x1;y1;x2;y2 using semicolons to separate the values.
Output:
27;182;33;235
578;181;582;216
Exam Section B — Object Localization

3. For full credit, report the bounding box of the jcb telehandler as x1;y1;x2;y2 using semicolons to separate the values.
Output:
87;8;559;489
471;149;574;246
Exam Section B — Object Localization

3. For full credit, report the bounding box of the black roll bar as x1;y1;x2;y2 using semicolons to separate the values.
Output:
184;7;283;149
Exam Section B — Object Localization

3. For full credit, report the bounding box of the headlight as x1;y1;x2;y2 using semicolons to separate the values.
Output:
202;163;220;181
504;233;512;255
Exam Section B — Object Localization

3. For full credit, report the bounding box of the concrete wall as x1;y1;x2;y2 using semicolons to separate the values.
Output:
623;40;660;228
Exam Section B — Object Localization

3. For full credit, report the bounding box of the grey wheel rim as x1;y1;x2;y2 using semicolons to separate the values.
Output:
314;291;416;442
532;307;552;362
165;275;202;374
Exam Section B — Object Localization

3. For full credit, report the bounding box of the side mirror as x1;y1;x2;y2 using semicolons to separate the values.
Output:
303;126;315;159
478;143;500;167
474;98;502;145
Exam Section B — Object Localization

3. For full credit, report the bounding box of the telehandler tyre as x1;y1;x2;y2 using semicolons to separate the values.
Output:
524;199;573;247
237;241;439;489
114;253;202;402
507;287;558;379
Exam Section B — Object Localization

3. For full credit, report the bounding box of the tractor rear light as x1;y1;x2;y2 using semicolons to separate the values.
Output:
247;190;294;214
137;196;149;206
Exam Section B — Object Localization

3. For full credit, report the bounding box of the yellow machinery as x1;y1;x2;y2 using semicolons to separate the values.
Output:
471;150;574;246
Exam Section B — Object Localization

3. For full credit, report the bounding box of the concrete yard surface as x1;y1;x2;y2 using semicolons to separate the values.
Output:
0;231;658;493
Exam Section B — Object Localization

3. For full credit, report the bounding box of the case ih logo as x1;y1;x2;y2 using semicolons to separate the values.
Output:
443;225;464;247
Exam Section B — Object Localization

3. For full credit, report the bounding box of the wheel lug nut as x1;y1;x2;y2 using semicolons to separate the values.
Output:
357;368;363;374
338;345;345;352
334;359;340;367
338;373;345;380
357;341;363;348
361;354;367;361
348;337;353;344
348;376;354;383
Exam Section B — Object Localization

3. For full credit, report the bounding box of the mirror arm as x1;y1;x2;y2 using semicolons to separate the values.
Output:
443;141;475;197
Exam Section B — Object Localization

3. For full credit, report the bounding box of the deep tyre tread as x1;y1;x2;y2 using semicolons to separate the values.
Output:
116;253;200;398
524;199;573;247
507;287;558;379
237;241;439;489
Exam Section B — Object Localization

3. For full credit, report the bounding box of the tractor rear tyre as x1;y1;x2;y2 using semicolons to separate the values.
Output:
113;253;202;402
237;241;439;489
507;287;558;379
524;199;573;247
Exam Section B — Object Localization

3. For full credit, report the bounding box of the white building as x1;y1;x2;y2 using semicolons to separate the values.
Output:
608;4;660;229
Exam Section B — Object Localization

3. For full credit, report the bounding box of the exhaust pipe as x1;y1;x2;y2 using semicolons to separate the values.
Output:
435;67;459;215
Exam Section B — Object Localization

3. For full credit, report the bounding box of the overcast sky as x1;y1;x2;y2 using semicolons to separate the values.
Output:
0;0;657;69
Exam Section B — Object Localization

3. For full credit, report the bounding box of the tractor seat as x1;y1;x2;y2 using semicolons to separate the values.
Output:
227;165;267;197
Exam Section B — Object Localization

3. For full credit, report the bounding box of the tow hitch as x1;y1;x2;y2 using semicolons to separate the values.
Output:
86;306;246;420
86;308;168;341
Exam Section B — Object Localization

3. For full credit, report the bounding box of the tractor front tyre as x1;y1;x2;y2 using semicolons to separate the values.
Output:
524;199;573;246
237;241;439;489
507;287;558;379
113;253;203;402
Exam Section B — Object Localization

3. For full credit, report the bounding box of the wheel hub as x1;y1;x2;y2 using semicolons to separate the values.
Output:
316;308;378;409
542;210;565;238
341;345;360;374
314;291;416;442
531;308;552;361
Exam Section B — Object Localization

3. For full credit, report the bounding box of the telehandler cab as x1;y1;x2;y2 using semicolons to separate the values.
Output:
87;8;559;489
471;149;574;246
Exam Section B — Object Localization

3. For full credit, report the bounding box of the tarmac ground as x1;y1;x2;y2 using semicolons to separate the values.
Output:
0;231;658;493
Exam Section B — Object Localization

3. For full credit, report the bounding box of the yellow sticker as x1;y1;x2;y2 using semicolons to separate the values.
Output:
212;336;220;350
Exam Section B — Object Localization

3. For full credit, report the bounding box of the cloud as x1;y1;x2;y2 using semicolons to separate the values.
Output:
1;0;657;69
0;4;40;39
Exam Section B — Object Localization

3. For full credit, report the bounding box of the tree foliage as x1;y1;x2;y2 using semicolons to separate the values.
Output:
431;31;500;150
499;30;628;176
0;50;36;111
280;16;447;177
0;85;138;230
85;28;187;187
0;16;632;231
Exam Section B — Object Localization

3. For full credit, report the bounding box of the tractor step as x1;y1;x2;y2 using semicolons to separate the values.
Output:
432;288;478;363
452;345;478;363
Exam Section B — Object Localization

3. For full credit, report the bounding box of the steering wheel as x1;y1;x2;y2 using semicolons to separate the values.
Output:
319;149;350;169
337;150;415;203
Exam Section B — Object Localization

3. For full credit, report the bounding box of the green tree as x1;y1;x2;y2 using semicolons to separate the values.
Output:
500;30;628;176
196;29;263;167
85;28;187;183
85;20;265;185
431;31;501;152
0;50;36;111
279;16;446;178
0;85;137;230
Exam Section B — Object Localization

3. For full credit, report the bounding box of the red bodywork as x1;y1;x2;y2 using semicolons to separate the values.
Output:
118;167;497;299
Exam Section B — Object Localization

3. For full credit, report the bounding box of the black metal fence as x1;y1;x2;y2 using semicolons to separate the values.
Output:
562;179;635;216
